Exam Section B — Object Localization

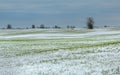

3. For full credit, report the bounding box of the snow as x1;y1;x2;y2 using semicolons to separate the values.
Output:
0;28;120;75
0;29;120;39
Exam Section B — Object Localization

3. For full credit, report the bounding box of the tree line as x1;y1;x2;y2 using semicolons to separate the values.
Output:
5;24;77;29
4;17;94;29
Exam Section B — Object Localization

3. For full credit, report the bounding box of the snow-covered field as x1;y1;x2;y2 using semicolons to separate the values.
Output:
0;28;120;75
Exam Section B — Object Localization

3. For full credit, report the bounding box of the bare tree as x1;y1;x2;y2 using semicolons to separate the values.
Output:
67;25;75;29
87;17;94;29
40;24;45;29
54;25;61;29
7;24;12;29
67;25;70;29
71;26;75;29
32;25;35;29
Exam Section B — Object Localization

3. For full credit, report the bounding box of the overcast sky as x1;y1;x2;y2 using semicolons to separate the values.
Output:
0;0;120;28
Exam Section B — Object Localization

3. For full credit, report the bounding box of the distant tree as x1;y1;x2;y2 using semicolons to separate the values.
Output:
40;24;45;29
2;28;5;29
104;25;107;28
67;25;70;29
71;26;75;29
54;25;61;29
7;24;12;29
67;25;75;29
32;25;35;29
26;27;29;29
87;17;94;29
54;25;58;29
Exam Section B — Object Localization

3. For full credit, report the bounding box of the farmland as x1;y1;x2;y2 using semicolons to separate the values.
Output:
0;28;120;75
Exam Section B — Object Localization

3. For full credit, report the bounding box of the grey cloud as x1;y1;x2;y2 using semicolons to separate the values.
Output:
0;0;120;27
